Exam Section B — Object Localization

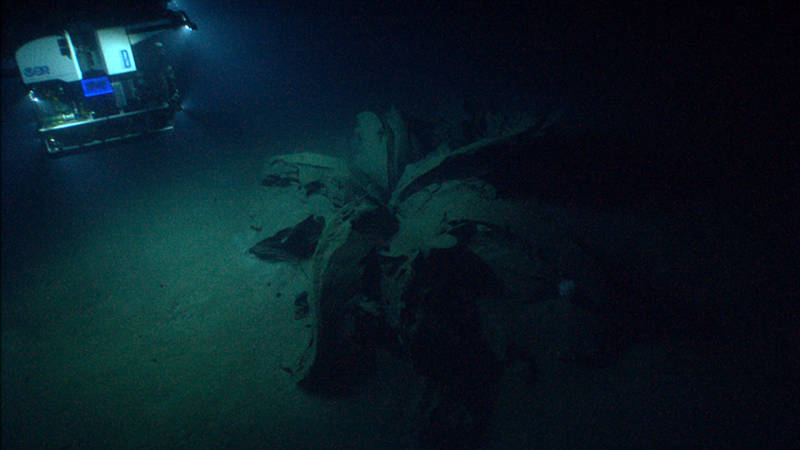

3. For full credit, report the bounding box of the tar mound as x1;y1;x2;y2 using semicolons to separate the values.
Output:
245;105;683;448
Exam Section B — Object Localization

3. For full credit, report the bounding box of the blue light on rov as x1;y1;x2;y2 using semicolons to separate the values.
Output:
81;77;114;97
28;90;40;102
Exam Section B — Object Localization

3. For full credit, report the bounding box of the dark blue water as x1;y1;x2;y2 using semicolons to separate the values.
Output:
2;1;795;448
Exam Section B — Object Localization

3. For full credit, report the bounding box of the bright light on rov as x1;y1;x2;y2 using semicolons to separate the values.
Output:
28;90;40;103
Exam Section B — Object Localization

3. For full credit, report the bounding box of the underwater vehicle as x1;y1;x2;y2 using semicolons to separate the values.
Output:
13;6;196;156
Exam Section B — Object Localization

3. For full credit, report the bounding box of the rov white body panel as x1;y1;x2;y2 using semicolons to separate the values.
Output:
15;33;83;85
96;27;137;75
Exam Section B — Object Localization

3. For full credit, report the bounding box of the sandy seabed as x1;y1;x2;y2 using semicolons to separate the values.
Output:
1;130;426;449
1;126;774;449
